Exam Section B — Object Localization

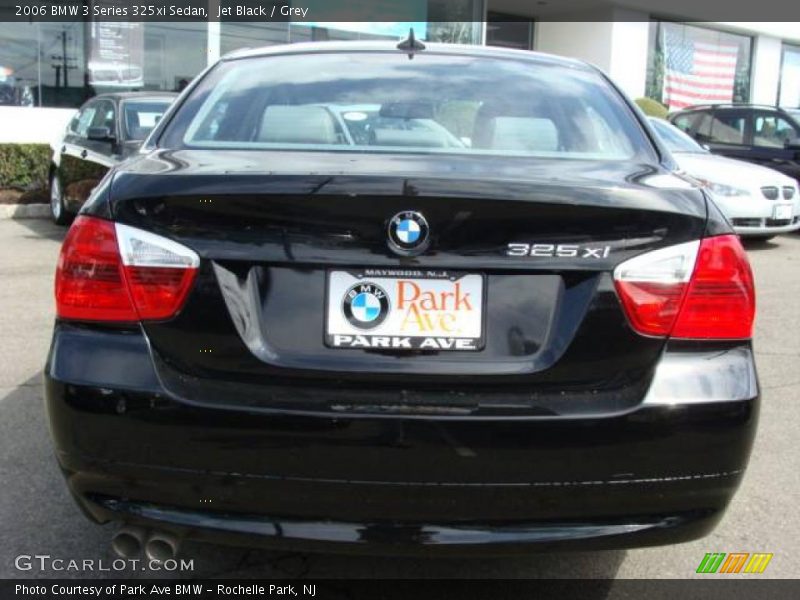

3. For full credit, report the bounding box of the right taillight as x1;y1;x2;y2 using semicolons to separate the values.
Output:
56;216;199;323
614;234;755;340
115;223;200;320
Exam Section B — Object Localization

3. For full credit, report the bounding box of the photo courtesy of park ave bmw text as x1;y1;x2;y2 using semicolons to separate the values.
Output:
1;0;800;596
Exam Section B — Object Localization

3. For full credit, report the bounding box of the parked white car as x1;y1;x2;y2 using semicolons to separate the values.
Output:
650;117;800;240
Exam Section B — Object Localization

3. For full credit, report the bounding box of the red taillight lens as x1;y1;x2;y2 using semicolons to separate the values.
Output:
124;266;196;320
55;216;198;322
56;217;137;322
671;235;755;339
614;280;688;336
614;235;755;340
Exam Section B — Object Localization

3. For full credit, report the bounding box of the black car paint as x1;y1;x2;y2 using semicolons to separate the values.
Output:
46;44;756;554
45;327;757;553
669;105;800;183
51;92;177;216
94;152;704;392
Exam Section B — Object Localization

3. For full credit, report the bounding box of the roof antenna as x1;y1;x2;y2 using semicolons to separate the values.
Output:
397;28;426;59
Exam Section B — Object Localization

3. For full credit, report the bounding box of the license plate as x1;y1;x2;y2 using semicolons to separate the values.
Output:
325;270;485;351
774;203;793;220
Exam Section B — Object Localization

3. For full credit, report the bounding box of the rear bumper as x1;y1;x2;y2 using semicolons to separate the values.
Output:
44;325;759;555
75;497;726;556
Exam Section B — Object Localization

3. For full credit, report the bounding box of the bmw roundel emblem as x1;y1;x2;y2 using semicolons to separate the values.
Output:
388;211;430;255
342;282;390;330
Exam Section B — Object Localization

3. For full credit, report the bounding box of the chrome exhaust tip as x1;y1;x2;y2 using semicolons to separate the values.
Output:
111;525;147;559
144;530;180;563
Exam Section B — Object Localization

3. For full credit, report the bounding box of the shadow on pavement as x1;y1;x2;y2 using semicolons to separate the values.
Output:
13;217;68;243
741;237;782;252
189;545;628;580
0;380;627;583
0;374;114;579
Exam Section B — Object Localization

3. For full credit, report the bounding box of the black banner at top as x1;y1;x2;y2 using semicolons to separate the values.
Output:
1;0;800;22
5;0;431;23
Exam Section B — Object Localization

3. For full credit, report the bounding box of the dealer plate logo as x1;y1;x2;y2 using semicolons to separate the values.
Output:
388;211;430;255
342;283;390;330
327;270;484;351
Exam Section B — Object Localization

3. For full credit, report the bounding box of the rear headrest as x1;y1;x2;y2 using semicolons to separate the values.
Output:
371;128;446;148
473;101;558;152
485;117;559;152
257;105;337;144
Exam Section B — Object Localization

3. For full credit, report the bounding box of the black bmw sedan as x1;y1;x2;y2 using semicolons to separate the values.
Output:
49;92;176;225
45;41;758;560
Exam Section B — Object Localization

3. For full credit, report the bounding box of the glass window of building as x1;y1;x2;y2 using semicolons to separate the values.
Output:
220;22;407;56
0;21;206;108
779;44;800;109
0;21;87;108
486;13;534;51
220;23;291;56
645;22;752;111
0;0;482;109
140;23;208;93
220;0;483;56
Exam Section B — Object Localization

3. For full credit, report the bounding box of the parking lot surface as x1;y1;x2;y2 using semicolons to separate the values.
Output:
1;218;798;579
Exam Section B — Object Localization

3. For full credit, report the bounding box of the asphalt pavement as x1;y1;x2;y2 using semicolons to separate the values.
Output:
1;218;798;580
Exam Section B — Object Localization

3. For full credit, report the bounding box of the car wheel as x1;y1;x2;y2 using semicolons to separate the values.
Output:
50;173;70;226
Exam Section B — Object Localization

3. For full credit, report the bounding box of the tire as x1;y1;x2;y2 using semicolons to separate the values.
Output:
49;173;70;226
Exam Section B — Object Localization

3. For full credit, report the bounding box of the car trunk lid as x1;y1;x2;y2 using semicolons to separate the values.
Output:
104;150;706;414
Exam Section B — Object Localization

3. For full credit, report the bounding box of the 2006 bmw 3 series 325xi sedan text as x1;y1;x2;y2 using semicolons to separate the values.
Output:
45;41;759;558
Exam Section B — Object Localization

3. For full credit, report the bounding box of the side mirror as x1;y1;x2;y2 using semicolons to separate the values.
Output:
784;137;800;150
702;144;711;151
87;126;115;143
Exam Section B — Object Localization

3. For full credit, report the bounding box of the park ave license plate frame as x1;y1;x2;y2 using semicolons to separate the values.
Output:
325;269;485;351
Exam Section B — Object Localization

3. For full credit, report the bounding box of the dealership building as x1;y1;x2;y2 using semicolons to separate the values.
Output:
1;0;799;143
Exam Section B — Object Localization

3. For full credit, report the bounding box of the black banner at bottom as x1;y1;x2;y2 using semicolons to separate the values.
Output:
3;579;800;600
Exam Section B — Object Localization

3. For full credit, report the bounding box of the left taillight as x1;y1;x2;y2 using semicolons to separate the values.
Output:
55;216;199;322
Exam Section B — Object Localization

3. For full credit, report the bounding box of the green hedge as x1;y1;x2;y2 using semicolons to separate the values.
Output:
0;144;51;191
635;97;669;120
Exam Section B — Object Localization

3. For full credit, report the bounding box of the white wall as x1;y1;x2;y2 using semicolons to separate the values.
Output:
535;20;614;72
535;10;650;99
751;35;783;105
717;22;800;44
607;19;650;99
0;107;75;146
495;0;798;103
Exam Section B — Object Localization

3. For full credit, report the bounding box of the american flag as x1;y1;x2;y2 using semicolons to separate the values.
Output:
662;28;738;111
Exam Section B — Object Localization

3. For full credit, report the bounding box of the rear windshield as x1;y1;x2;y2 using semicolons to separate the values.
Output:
167;51;653;161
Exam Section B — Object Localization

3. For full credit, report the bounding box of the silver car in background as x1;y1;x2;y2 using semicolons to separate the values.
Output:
650;117;800;240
